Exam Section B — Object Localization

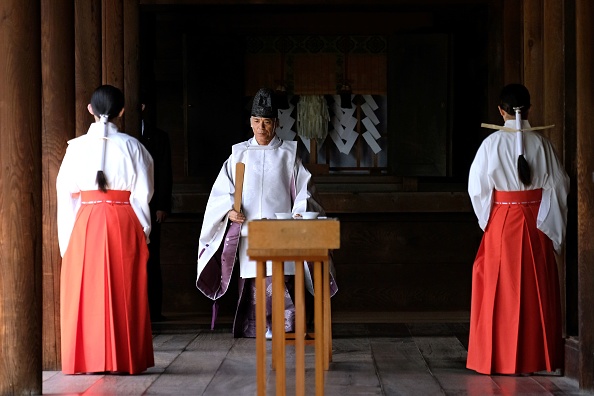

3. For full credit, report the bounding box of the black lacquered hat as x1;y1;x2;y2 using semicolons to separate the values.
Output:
251;87;279;118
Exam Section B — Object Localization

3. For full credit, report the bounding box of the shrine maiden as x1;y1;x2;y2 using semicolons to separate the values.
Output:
196;87;337;337
466;83;569;375
57;85;155;375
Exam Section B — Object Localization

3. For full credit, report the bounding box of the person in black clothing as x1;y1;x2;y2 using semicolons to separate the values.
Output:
141;95;173;322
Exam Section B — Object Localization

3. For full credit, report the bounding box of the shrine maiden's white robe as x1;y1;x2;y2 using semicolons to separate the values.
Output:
468;119;569;253
57;121;154;256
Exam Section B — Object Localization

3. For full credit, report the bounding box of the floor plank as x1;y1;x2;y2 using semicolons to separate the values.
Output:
491;375;556;395
82;374;158;395
42;322;582;396
372;338;445;395
147;330;235;395
532;375;583;396
43;372;103;395
201;338;260;395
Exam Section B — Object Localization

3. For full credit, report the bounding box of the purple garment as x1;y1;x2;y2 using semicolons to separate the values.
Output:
234;277;295;338
197;221;240;300
196;217;338;336
197;221;241;329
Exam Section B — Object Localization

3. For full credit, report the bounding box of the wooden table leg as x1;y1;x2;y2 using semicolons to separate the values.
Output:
323;259;332;369
256;260;266;396
272;261;286;396
314;260;324;396
295;261;306;396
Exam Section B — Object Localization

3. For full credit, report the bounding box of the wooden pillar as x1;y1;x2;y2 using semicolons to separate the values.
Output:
543;0;567;338
41;0;76;370
521;0;565;152
0;0;43;394
101;0;140;137
543;0;565;151
521;1;569;339
523;0;544;127
123;0;141;137
576;1;594;391
501;0;522;85
490;0;522;122
103;0;124;88
75;0;102;136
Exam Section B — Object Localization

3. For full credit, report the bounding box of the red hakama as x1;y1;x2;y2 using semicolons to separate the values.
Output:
61;190;154;375
466;189;562;375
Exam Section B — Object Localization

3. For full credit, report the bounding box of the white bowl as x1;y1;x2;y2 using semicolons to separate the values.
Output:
301;211;319;219
275;212;293;219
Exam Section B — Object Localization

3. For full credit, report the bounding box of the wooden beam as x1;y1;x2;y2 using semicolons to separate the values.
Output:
41;0;76;371
75;0;102;136
139;0;489;5
169;191;474;214
0;0;42;393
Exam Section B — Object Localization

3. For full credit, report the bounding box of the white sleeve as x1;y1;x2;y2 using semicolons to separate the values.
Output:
292;157;313;214
201;157;236;236
197;157;235;274
468;141;493;231
537;143;570;253
130;142;154;243
56;146;82;257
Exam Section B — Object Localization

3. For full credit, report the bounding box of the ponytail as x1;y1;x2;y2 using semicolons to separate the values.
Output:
89;85;124;193
517;155;531;186
95;171;108;192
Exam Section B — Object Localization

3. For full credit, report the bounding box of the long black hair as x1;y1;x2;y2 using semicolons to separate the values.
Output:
89;85;125;192
499;84;532;186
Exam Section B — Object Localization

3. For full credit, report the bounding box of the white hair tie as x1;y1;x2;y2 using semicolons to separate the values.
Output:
99;114;109;172
514;107;524;156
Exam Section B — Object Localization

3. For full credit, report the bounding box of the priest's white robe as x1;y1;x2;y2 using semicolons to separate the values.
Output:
195;136;337;333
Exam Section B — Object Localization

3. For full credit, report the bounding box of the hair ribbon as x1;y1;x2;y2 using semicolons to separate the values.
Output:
99;114;109;171
514;107;524;156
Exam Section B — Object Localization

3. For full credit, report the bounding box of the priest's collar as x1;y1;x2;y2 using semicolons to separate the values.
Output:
248;135;282;148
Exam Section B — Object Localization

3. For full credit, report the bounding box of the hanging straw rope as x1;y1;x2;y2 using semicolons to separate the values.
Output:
297;95;329;140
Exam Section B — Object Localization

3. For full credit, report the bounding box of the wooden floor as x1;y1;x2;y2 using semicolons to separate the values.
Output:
43;316;581;395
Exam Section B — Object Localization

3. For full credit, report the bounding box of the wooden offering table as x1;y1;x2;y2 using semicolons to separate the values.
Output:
247;218;340;396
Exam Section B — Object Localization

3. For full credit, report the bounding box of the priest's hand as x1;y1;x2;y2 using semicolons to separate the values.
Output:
228;209;246;224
